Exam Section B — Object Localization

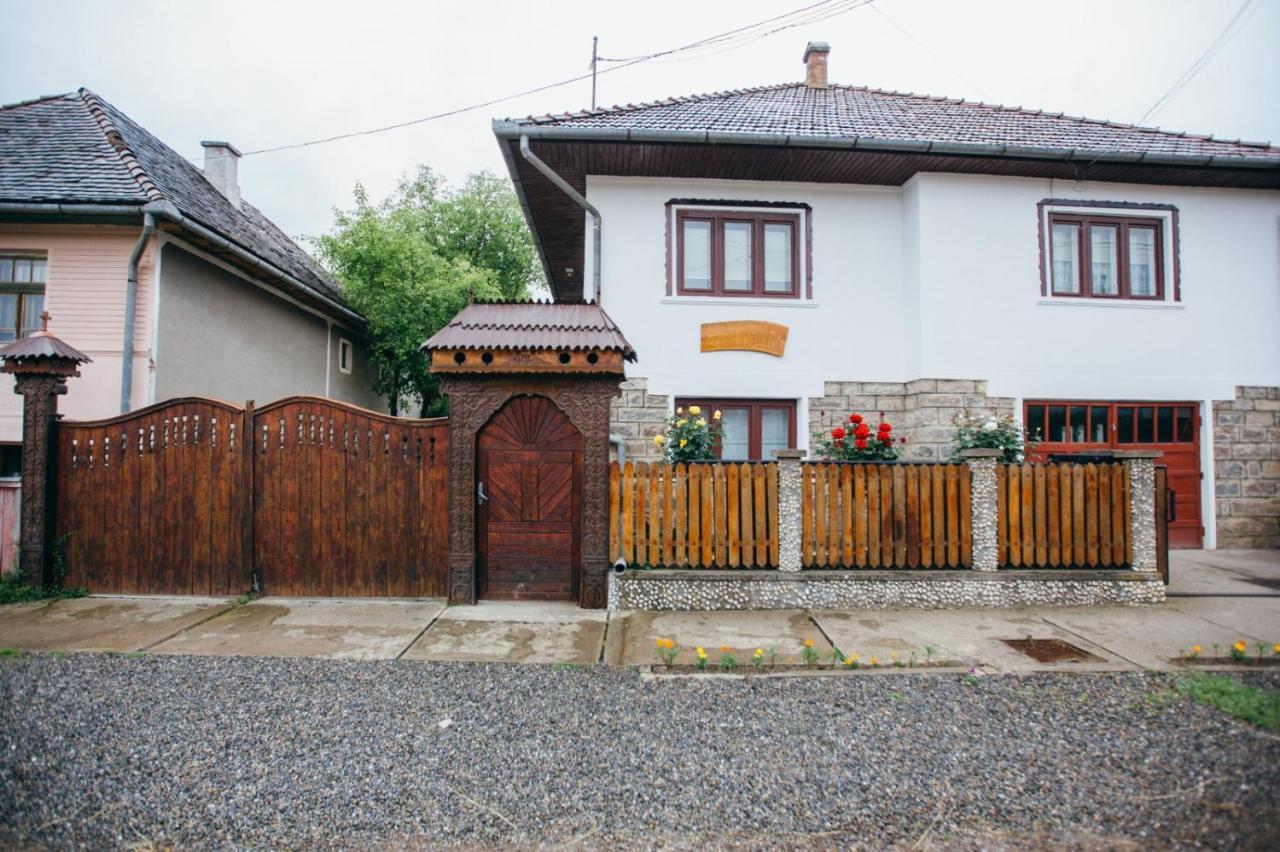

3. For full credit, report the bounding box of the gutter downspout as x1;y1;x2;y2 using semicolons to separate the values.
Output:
519;134;602;303
121;208;157;413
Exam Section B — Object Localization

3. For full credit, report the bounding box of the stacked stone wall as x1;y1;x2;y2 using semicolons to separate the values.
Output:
1213;386;1280;549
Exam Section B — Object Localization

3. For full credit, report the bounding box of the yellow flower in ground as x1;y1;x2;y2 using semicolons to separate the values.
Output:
803;638;814;648
1274;643;1280;655
753;648;764;658
688;405;701;415
696;418;706;427
696;646;707;658
679;438;689;448
869;656;880;666
654;434;664;445
1191;645;1201;653
1234;640;1248;653
713;410;722;421
720;645;730;654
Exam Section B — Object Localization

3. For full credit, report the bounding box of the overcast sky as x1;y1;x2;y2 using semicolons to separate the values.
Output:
3;0;1277;245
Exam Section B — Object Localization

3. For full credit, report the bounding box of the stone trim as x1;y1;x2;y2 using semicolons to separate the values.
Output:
609;569;1165;610
1213;386;1280;549
609;376;670;463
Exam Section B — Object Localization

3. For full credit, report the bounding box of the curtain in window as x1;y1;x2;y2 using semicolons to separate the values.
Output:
1090;225;1118;295
719;408;750;460
0;294;16;342
722;222;753;291
1050;224;1079;294
760;408;790;459
1129;227;1157;296
763;223;792;292
682;220;712;289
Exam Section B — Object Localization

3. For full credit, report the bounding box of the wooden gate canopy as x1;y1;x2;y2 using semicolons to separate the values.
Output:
423;300;635;375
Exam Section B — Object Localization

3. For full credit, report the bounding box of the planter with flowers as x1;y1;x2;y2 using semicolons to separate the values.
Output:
653;404;723;462
949;410;1031;463
813;412;903;462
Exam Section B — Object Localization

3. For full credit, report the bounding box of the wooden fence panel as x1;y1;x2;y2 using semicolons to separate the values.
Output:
609;461;777;567
801;463;971;569
997;462;1130;568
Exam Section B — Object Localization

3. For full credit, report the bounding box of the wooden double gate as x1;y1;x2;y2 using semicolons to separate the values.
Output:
53;396;449;597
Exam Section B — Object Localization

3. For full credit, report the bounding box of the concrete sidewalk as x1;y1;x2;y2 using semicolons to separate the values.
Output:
1;550;1277;671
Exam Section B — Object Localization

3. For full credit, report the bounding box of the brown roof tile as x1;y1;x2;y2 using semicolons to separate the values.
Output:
422;301;635;360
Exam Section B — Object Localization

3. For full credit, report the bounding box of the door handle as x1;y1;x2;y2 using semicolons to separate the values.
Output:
477;481;488;506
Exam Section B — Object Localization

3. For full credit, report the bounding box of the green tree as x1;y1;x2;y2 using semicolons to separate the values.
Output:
316;169;543;416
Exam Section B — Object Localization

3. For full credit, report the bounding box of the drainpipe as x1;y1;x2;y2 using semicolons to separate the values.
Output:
121;208;157;413
519;134;602;303
610;434;626;465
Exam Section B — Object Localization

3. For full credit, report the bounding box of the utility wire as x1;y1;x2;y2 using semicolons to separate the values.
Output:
1139;0;1262;125
238;0;872;157
869;4;988;99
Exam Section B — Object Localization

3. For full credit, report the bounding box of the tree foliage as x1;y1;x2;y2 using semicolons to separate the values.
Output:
316;168;543;416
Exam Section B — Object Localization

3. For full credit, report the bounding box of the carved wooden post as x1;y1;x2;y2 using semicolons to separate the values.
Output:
958;448;1003;572
0;317;90;586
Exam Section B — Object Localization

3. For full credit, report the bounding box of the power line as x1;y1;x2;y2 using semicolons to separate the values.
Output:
1139;0;1262;125
237;0;872;157
869;4;988;99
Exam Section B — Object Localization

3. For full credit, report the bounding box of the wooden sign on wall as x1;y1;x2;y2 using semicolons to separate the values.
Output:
700;320;789;357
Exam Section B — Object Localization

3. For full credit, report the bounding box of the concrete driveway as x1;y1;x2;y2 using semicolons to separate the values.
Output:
2;550;1276;669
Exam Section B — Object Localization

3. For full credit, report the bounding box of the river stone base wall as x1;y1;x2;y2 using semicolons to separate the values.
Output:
1213;385;1280;549
809;379;1015;462
608;569;1165;611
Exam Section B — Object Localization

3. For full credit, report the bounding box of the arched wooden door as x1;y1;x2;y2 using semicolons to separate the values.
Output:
476;396;583;600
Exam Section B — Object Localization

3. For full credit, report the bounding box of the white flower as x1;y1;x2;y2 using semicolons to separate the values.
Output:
982;419;998;431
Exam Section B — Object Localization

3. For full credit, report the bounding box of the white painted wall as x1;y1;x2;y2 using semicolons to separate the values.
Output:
585;171;1280;547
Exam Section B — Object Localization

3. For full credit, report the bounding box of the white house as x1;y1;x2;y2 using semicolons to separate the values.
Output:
493;42;1280;552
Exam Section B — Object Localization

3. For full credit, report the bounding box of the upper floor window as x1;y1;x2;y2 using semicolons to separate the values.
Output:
0;254;47;341
1047;213;1164;300
677;210;799;298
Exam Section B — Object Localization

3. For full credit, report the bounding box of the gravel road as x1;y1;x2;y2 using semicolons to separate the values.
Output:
2;654;1277;850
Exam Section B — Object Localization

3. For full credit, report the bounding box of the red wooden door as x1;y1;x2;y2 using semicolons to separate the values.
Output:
477;396;583;600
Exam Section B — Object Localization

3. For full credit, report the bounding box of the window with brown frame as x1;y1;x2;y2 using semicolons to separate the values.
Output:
676;210;800;298
1047;213;1164;300
675;397;796;461
1024;401;1197;446
0;254;48;342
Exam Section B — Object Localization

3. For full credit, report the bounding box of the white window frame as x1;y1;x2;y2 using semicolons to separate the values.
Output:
337;338;353;375
1038;203;1180;307
669;203;811;304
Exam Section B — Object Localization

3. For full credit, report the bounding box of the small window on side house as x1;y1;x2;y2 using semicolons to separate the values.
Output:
0;445;20;479
0;254;48;341
338;338;353;374
677;210;799;298
1046;214;1165;300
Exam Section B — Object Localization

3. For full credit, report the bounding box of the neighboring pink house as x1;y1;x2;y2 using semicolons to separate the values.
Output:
0;89;384;570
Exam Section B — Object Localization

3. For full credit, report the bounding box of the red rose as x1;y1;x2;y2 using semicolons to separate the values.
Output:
834;438;845;447
850;413;863;424
831;426;846;440
854;423;871;438
878;422;892;433
854;438;868;450
880;435;892;445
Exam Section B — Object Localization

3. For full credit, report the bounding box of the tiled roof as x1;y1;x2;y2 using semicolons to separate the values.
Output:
504;83;1280;165
423;301;636;360
0;329;92;364
0;90;349;310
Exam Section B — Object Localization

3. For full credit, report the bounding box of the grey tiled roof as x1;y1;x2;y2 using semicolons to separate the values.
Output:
506;83;1280;164
423;301;635;359
0;90;347;307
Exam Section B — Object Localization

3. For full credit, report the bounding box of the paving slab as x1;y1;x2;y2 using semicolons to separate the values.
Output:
1169;549;1280;596
811;607;1136;672
149;597;445;660
1165;596;1280;644
0;596;232;653
402;601;606;664
605;609;831;667
1035;604;1257;671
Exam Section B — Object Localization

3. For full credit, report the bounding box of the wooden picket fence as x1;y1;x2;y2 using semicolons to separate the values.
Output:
609;461;779;567
997;462;1130;567
803;462;971;568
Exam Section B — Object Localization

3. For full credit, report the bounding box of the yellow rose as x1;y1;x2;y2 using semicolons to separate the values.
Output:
696;418;706;427
688;405;701;415
679;438;688;448
654;435;665;445
675;406;683;415
713;410;722;420
677;419;687;427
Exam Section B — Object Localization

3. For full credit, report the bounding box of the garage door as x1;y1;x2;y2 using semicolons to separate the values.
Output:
1025;401;1201;549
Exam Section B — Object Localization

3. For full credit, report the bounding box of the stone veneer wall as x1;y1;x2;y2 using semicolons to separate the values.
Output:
809;379;1015;462
1213;385;1280;549
610;377;670;463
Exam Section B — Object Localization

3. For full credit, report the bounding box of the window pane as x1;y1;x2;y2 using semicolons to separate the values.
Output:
718;408;750;461
760;408;790;460
20;294;43;337
1156;407;1173;443
763;223;792;293
1048;405;1067;442
1176;406;1195;442
1090;225;1118;295
0;445;20;479
1025;406;1046;443
12;259;31;284
682;220;712;290
1117;408;1134;443
723;222;753;291
0;294;16;342
1069;405;1087;442
1050;224;1079;294
1129;227;1157;297
0;259;12;283
1137;406;1154;443
1090;406;1109;443
31;259;46;284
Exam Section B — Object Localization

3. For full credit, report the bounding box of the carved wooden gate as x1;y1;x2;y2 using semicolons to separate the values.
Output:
53;396;448;596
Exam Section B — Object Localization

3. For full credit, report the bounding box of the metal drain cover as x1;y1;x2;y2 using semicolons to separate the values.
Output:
1002;638;1101;663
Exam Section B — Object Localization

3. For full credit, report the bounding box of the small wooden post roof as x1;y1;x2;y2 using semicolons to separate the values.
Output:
0;313;91;376
423;300;635;375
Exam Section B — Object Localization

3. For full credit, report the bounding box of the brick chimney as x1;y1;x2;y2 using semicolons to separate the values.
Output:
201;140;242;208
803;41;830;89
